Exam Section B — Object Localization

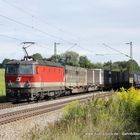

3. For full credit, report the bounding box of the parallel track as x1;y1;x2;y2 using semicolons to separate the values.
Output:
0;92;113;126
0;91;108;110
0;102;27;110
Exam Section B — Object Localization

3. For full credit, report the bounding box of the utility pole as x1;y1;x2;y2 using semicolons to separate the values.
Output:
54;42;56;56
126;42;133;59
54;42;60;62
54;42;60;56
125;41;133;86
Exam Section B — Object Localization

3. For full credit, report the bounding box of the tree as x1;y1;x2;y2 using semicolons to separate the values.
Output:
79;56;92;68
32;53;43;60
103;61;112;71
113;61;127;72
112;63;120;71
126;59;140;73
92;63;103;69
45;50;140;72
47;54;61;63
2;58;11;68
103;60;140;73
60;51;79;66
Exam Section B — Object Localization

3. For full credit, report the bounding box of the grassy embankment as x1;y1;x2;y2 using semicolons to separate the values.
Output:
26;87;140;140
0;69;6;102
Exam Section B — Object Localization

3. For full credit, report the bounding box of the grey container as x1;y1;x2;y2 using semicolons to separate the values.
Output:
94;69;100;85
65;66;77;86
76;67;87;86
87;69;94;85
94;69;104;86
65;65;87;87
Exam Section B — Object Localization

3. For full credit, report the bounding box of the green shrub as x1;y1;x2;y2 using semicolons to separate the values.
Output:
27;88;140;140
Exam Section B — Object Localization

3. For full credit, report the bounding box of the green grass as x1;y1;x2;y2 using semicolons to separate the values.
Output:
0;68;5;96
26;88;140;140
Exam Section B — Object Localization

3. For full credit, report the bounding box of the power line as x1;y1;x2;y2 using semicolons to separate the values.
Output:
1;0;100;54
0;1;105;55
36;43;53;51
1;0;80;41
95;53;120;56
0;34;23;41
0;31;64;52
76;45;95;53
64;43;96;54
102;43;131;58
0;13;75;45
65;43;77;52
0;34;53;53
2;0;34;17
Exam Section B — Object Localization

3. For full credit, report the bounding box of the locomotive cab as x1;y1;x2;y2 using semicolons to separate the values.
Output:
5;61;37;101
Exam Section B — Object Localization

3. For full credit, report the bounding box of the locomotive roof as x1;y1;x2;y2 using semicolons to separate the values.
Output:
7;60;38;65
38;59;64;67
7;59;64;68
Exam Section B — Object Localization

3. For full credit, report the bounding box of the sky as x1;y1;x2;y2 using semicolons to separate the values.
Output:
0;0;140;64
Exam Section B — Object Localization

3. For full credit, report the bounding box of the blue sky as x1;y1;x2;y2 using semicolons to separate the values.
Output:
0;0;140;64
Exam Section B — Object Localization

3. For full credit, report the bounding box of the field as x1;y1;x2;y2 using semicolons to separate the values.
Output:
26;87;140;140
0;69;5;96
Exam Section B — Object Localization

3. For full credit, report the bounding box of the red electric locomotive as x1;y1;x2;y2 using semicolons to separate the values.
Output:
5;59;65;101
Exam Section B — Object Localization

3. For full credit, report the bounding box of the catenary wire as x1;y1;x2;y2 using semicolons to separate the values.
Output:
1;0;80;41
0;13;75;45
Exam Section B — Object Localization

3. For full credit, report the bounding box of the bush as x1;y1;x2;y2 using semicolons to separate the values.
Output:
63;100;85;120
27;88;140;140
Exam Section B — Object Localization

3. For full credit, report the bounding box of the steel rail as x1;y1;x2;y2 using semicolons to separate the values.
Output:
0;92;113;126
0;91;105;110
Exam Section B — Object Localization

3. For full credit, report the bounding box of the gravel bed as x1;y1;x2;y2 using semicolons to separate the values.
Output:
0;109;63;140
0;92;97;115
0;91;109;140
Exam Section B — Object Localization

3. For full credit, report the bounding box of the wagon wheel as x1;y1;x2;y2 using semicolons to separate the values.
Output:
35;92;41;102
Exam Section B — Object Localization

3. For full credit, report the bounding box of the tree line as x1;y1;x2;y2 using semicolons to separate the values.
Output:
1;51;140;73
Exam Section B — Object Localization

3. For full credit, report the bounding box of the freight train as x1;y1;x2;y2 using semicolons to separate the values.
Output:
5;59;140;102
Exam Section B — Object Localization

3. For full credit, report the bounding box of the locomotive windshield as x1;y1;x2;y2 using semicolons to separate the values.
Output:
6;64;34;75
6;65;18;74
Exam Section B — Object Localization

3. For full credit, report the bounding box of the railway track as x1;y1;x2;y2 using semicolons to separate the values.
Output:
0;92;113;126
0;103;13;110
0;91;109;110
0;102;25;110
0;101;35;110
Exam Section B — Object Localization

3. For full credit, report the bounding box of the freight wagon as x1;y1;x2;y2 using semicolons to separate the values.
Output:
134;73;140;87
65;65;87;93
